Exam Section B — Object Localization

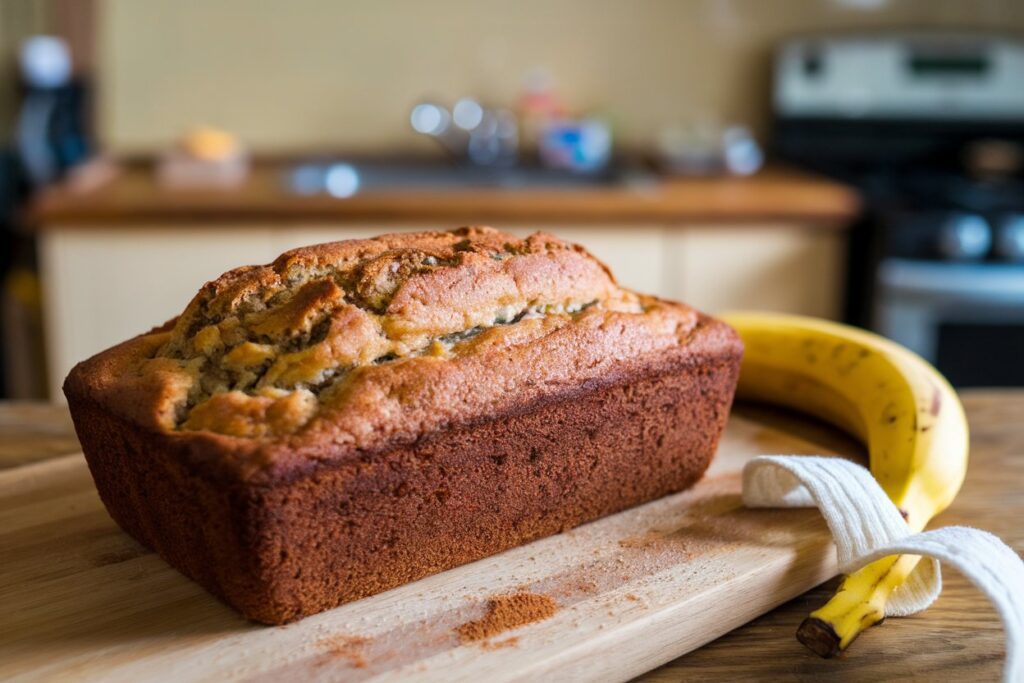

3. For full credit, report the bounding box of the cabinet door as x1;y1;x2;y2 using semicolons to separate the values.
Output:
40;226;277;400
665;225;845;317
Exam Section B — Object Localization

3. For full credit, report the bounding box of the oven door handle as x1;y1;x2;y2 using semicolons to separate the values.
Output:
878;259;1024;305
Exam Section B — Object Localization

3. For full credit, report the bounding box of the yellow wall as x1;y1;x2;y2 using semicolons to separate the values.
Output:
98;0;1024;154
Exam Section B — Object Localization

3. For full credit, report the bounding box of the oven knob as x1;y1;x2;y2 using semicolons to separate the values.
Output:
995;215;1024;262
937;213;992;260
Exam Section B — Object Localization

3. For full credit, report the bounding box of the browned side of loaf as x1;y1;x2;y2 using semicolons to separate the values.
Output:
68;335;739;624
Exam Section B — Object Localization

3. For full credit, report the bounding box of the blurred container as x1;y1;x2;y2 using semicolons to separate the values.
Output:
538;119;612;174
518;68;566;153
156;126;250;189
410;98;518;167
655;123;763;176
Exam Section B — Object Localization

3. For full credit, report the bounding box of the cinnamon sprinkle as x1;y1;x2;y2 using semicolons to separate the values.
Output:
455;592;558;642
482;636;520;651
318;634;369;668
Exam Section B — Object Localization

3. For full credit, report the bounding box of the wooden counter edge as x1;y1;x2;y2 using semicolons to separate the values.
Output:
25;162;862;228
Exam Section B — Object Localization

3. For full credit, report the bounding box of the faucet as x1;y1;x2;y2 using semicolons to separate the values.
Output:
410;98;518;167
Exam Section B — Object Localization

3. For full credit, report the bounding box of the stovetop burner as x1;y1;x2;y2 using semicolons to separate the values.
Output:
856;169;1024;213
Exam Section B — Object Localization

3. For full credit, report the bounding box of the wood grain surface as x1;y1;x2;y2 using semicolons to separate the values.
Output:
0;402;78;469
28;163;860;227
0;392;1019;681
639;391;1023;682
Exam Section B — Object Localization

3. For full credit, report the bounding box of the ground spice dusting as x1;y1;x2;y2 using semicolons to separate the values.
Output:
482;636;520;651
319;634;369;668
456;592;558;642
618;532;661;549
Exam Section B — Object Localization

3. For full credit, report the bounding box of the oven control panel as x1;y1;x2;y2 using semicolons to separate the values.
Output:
776;33;1024;121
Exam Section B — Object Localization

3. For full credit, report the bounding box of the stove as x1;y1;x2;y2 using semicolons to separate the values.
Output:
774;32;1024;387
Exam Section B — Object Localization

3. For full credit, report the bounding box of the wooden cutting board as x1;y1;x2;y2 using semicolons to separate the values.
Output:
0;409;858;682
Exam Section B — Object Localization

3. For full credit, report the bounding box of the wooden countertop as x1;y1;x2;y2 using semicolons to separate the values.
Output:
28;161;860;227
2;390;1017;680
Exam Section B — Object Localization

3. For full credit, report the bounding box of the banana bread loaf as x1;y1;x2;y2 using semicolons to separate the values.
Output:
64;226;742;624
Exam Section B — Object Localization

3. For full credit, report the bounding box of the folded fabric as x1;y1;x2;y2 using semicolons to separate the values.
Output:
743;455;1024;683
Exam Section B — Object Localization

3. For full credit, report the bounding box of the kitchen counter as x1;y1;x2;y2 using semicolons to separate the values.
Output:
2;390;1017;681
28;161;859;226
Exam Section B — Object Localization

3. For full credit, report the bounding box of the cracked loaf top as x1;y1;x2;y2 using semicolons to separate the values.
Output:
66;227;737;478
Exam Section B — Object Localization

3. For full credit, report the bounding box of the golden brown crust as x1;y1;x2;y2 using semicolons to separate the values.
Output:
63;225;744;623
66;227;713;481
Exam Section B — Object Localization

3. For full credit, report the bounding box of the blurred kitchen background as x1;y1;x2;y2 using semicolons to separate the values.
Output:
2;0;1024;400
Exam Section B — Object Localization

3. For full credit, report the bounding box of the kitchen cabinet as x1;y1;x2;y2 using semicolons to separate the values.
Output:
38;222;845;400
665;225;844;317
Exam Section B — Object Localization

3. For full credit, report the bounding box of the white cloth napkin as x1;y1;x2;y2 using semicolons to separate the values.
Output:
742;455;1024;683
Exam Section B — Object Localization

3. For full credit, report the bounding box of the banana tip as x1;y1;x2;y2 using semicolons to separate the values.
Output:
796;617;842;658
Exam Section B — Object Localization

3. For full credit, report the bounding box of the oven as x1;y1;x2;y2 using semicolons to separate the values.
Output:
773;32;1024;387
875;259;1024;386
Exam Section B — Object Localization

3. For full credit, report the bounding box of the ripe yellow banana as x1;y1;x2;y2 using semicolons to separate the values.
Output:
720;311;969;657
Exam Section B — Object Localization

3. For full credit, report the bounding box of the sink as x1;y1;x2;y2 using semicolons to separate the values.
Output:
286;160;651;197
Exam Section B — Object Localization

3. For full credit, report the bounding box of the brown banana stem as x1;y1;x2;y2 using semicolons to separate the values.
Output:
796;617;842;658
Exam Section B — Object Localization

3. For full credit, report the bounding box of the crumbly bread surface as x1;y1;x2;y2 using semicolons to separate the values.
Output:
70;227;704;477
